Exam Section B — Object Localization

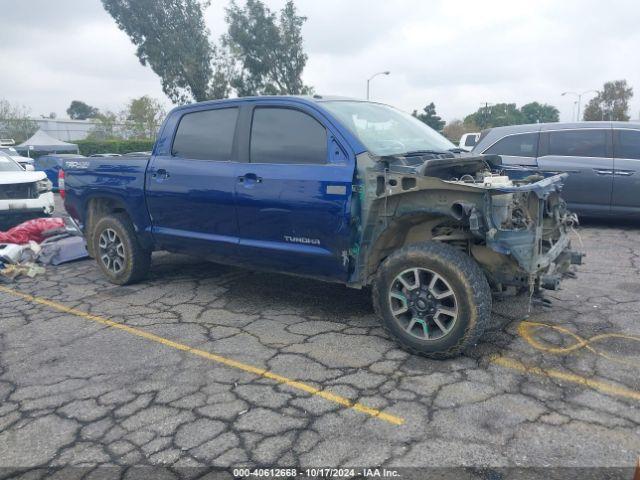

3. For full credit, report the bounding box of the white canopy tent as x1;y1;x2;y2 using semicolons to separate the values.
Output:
17;129;79;156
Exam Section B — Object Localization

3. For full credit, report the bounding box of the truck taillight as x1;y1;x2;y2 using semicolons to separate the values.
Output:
58;169;66;199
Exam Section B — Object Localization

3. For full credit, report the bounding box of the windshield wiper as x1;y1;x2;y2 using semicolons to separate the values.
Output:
448;147;467;153
396;149;450;157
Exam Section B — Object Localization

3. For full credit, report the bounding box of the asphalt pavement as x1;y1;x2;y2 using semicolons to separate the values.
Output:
0;196;639;478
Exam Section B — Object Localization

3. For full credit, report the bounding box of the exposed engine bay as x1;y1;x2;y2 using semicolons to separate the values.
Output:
350;151;583;295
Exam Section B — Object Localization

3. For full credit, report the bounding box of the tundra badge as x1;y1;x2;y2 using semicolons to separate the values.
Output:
284;235;321;245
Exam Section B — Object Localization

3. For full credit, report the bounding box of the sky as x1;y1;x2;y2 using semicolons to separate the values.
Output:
2;0;640;123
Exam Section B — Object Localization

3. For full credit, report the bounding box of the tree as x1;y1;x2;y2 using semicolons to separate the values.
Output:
66;100;99;120
88;111;120;140
123;96;166;139
223;0;312;96
465;103;524;128
520;102;559;124
101;0;313;102
101;0;214;104
443;119;479;143
463;102;560;128
208;50;234;100
583;80;633;121
412;102;445;131
0;99;38;143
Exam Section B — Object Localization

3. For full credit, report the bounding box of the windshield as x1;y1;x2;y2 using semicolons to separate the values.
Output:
0;152;24;172
0;147;19;156
322;101;455;156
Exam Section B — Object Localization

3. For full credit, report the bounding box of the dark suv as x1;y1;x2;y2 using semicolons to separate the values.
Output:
472;122;640;217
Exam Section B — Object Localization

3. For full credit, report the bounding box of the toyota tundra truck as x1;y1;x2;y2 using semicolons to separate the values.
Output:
62;96;582;358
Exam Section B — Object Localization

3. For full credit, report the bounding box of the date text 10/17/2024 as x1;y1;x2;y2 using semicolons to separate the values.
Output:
233;468;401;478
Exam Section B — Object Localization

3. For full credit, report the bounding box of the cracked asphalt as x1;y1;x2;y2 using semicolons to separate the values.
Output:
0;196;639;476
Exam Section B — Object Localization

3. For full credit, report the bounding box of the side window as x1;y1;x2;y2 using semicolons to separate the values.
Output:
547;129;607;158
464;135;477;147
614;129;640;159
250;108;327;164
172;108;238;160
484;132;538;157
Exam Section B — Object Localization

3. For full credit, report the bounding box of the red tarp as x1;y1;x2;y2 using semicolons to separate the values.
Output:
0;218;65;245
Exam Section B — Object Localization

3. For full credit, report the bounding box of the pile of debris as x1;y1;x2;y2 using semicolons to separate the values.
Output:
0;217;88;281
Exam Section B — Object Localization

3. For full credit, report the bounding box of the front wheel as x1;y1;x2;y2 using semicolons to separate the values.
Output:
92;213;151;285
372;242;491;359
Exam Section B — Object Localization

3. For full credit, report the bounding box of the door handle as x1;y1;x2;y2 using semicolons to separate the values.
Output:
593;169;613;175
238;173;263;184
614;170;635;176
152;168;170;179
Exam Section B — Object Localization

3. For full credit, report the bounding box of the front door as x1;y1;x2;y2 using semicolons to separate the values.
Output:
234;104;355;282
146;106;241;260
612;128;640;215
537;128;613;215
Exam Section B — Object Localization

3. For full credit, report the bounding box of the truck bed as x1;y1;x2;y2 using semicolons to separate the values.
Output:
62;155;152;232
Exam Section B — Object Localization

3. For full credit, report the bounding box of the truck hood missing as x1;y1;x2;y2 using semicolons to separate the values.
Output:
351;151;580;288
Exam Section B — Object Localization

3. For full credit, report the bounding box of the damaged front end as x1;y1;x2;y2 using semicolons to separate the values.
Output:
463;171;583;293
352;152;583;295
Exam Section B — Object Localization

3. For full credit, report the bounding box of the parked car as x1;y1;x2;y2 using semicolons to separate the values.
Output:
0;139;35;170
0;151;54;230
89;153;122;157
34;153;86;190
459;132;480;151
61;96;581;358
472;122;640;216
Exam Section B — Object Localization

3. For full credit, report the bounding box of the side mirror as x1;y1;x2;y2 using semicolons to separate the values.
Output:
24;164;35;171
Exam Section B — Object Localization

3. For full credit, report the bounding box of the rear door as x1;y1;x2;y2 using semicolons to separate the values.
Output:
612;128;640;215
537;128;613;215
234;102;355;282
482;132;539;167
145;106;241;260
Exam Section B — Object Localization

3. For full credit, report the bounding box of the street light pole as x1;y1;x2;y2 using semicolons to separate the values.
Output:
561;90;598;121
366;71;390;100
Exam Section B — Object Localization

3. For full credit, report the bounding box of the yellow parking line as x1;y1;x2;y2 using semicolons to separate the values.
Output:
518;320;640;368
491;355;640;402
0;286;404;426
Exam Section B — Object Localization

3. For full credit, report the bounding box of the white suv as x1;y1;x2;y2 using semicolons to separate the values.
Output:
0;151;54;230
0;139;34;170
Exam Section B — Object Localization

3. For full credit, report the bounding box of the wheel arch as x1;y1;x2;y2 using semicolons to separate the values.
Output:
364;212;467;282
84;195;153;256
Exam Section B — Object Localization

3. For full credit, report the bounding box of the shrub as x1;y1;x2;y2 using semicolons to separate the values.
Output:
75;139;155;156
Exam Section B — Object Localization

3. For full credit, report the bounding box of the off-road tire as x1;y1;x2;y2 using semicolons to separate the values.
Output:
92;213;151;285
372;241;491;359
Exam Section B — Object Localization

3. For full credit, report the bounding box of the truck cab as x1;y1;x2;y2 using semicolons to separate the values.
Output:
144;97;357;281
62;96;581;358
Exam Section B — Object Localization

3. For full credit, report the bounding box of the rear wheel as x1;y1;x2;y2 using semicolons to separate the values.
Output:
372;242;491;359
92;213;150;285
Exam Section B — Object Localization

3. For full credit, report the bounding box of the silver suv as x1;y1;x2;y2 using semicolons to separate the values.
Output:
472;122;640;217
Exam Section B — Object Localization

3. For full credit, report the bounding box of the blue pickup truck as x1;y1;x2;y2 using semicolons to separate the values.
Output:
62;96;581;358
